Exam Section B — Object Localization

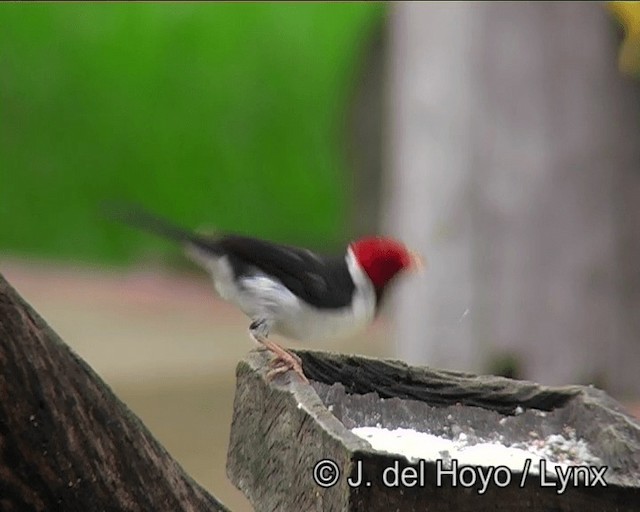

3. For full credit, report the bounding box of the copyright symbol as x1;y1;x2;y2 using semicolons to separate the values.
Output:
313;459;340;488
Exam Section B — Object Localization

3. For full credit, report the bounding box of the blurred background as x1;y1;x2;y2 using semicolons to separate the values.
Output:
1;3;639;510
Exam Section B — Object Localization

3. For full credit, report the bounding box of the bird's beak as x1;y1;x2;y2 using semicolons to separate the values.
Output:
409;250;426;273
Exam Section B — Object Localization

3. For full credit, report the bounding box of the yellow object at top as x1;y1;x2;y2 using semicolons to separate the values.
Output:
608;1;640;75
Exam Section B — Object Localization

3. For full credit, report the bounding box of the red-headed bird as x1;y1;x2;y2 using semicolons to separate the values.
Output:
112;207;423;383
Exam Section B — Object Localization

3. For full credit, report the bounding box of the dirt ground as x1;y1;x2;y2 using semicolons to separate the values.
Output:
1;258;394;512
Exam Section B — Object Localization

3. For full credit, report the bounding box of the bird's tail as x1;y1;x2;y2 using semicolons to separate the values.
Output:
102;201;205;246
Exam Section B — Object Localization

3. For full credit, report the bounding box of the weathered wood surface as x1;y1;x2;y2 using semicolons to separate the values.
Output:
227;349;640;512
0;273;230;512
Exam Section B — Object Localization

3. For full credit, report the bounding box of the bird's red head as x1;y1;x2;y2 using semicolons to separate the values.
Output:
349;237;423;290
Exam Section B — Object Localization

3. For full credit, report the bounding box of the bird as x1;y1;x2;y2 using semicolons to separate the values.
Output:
109;205;424;383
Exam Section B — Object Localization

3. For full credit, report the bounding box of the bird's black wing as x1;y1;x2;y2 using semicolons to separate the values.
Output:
216;235;356;309
104;204;355;309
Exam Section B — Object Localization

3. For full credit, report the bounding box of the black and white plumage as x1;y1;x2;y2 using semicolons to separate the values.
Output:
111;207;422;382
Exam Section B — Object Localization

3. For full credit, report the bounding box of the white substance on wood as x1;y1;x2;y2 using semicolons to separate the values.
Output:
352;426;601;474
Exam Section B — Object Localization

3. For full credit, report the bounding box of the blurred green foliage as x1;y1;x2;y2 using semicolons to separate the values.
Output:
0;3;385;266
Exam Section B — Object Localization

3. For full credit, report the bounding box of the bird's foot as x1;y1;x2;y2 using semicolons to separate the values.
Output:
281;348;302;367
251;329;308;384
256;344;295;363
263;345;308;384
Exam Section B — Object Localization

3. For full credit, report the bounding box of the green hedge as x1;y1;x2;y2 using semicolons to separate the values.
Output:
0;3;385;266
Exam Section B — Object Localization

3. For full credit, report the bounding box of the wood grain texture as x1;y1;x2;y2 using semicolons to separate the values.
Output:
228;349;640;511
0;273;230;512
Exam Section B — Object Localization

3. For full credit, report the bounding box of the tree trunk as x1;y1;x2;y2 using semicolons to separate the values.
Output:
227;349;640;512
384;2;640;397
0;273;229;512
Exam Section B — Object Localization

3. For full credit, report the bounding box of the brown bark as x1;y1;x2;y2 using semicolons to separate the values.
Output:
0;273;230;512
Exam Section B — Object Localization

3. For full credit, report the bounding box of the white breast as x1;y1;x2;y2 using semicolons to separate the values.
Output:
199;249;377;343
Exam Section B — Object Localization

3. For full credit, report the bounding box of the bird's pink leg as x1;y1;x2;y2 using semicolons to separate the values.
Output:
263;339;308;384
251;330;308;384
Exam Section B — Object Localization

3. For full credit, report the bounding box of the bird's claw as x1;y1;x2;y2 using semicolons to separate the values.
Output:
288;350;303;367
267;353;309;384
257;345;302;366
